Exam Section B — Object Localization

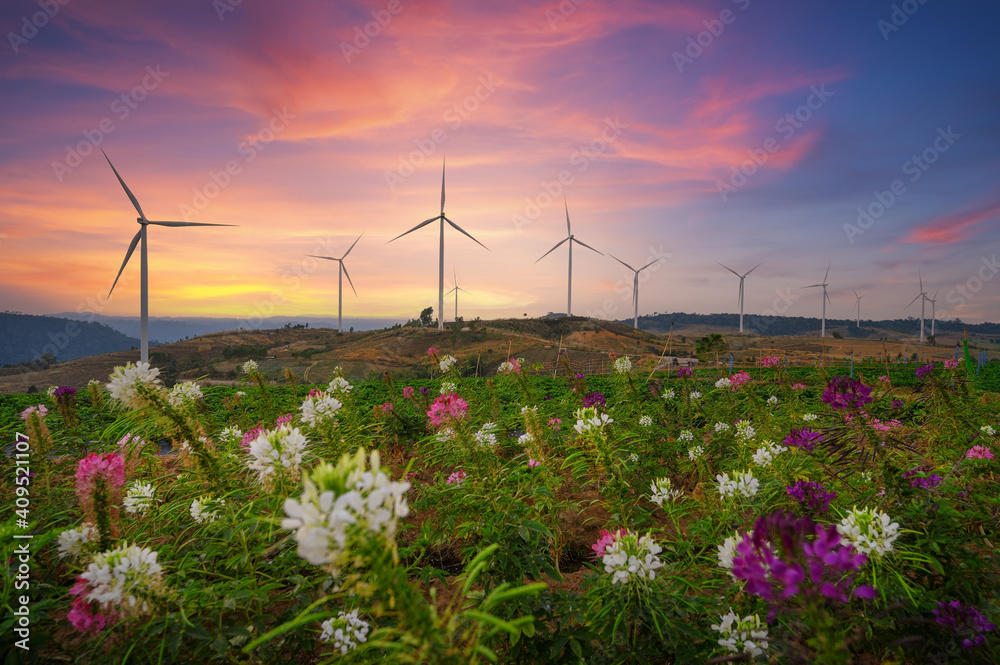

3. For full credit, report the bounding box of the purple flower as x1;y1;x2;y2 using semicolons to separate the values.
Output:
782;428;824;453
821;377;873;411
915;363;935;378
54;386;77;398
574;373;585;380
933;600;996;649
890;399;904;409
903;468;943;490
582;392;606;408
786;480;836;512
677;367;693;378
419;386;430;396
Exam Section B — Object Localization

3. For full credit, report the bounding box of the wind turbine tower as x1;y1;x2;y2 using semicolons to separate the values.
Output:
309;233;363;333
719;263;760;333
611;255;662;329
803;263;833;338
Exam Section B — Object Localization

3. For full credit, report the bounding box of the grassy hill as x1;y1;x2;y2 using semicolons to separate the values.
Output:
0;312;142;365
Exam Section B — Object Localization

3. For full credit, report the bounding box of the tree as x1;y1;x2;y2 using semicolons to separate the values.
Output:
420;307;434;327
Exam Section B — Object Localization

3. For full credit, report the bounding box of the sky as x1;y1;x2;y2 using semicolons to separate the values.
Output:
1;0;999;328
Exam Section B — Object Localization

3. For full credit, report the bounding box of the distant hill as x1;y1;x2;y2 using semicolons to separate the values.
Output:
0;312;141;365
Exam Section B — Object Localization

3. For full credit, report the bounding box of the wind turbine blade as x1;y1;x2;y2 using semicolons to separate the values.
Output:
571;237;603;255
388;216;439;242
341;232;364;259
108;229;142;297
933;287;940;300
719;263;741;277
918;269;923;293
803;284;822;289
453;266;458;288
825;290;833;308
445;287;457;295
609;254;635;272
904;293;921;309
102;150;146;220
444;217;488;250
564;196;571;236
639;257;661;272
440;158;446;215
823;261;831;284
307;255;340;262
148;221;235;227
535;237;569;263
744;263;761;277
341;262;357;296
852;288;859;299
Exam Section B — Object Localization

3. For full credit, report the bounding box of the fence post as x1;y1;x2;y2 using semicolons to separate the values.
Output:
729;354;733;375
851;351;854;378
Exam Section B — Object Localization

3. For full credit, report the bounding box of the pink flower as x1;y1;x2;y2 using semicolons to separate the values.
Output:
403;386;415;399
427;347;439;357
592;529;626;558
75;453;125;499
20;404;48;421
276;413;294;426
878;375;890;383
446;469;467;486
547;417;562;431
68;577;119;633
965;446;995;460
730;370;751;390
381;402;394;414
761;356;781;368
427;393;469;427
241;424;266;449
944;358;960;370
792;383;807;390
308;387;324;398
528;458;540;468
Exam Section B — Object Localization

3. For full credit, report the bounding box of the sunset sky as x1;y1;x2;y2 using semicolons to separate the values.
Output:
2;0;999;327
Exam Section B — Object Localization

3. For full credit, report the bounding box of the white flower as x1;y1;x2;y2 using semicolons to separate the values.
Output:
57;523;97;559
320;609;370;655
439;355;457;372
191;495;226;524
246;425;308;485
517;432;534;446
474;423;498;447
328;376;352;394
689;391;702;400
520;405;538;414
440;381;457;395
649;477;682;505
235;391;246;397
602;531;663;585
219;427;243;446
639;415;653;427
802;413;818;422
715;377;732;389
714;422;731;433
767;396;778;405
751;440;788;467
981;425;996;437
628;452;639;463
717;531;746;572
124;481;156;516
281;450;410;569
662;389;675;400
80;544;164;615
688;445;704;461
300;391;343;427
435;428;454;443
712;609;769;657
716;470;759;499
735;421;756;442
106;362;162;409
167;381;202;407
241;360;258;374
46;385;58;398
678;429;694;442
613;356;632;373
573;408;613;434
836;507;900;557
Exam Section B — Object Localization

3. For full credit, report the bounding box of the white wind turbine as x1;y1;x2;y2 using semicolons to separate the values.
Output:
610;255;661;329
719;263;760;334
309;233;363;333
852;289;863;327
803;262;833;337
535;197;603;317
103;150;233;363
928;288;939;337
905;270;928;343
445;268;471;322
389;159;487;331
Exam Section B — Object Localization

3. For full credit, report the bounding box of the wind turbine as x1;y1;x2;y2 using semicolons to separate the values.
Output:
905;270;928;343
852;289;863;327
719;263;760;333
803;262;833;337
610;255;662;329
103;150;234;363
928;288;939;337
535;197;602;317
389;159;487;331
445;268;471;322
309;233;363;333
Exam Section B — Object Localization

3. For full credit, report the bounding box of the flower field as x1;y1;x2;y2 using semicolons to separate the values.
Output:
1;352;998;664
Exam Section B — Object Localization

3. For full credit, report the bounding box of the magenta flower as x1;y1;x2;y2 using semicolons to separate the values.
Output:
933;600;996;649
782;428;824;453
878;375;890;383
761;356;781;368
965;445;995;460
241;424;266;450
54;385;77;398
592;528;626;558
427;347;439;357
446;469;467;486
68;577;120;633
730;370;751;390
915;363;935;379
821;377;873;411
547;417;562;431
308;387;324;398
427;393;469;427
75;453;125;548
403;386;415;399
381;402;394;414
582;392;606;408
75;453;125;498
20;404;48;421
791;383;807;390
786;480;836;512
677;367;693;378
275;413;294;426
528;458;540;468
903;468;943;489
944;358;960;370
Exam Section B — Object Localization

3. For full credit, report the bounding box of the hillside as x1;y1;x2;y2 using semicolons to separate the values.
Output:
0;312;142;365
1;316;992;395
